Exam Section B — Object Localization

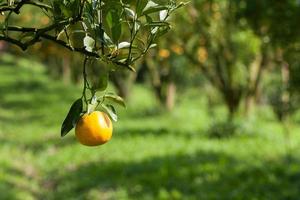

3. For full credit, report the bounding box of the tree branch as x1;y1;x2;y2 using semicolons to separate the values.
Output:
40;33;100;58
184;49;222;88
0;0;52;13
0;35;27;50
0;0;30;14
0;23;100;58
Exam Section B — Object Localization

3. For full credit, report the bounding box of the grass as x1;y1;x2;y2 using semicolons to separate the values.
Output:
1;54;300;200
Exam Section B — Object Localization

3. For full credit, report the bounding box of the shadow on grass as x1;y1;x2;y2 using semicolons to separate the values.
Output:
120;107;164;119
114;126;201;139
0;183;20;200
0;63;79;129
42;151;300;200
0;132;76;154
0;165;40;200
0;80;75;110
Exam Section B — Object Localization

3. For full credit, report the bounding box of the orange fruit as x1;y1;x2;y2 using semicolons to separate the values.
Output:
75;111;113;146
158;49;170;58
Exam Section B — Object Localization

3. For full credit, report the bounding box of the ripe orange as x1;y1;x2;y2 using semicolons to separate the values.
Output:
158;49;170;58
75;111;113;146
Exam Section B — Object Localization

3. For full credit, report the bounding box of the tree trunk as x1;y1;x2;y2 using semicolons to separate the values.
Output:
111;74;129;99
110;71;136;99
244;46;268;116
62;56;71;84
165;82;176;111
244;95;255;116
281;59;290;121
244;55;261;116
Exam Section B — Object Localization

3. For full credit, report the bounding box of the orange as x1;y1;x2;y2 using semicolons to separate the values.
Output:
75;111;113;146
158;49;170;58
170;44;183;55
197;47;208;63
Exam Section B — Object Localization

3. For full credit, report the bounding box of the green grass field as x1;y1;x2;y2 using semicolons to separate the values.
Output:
1;54;300;200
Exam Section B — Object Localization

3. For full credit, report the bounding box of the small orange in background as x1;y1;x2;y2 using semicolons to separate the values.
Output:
170;44;183;55
75;111;113;146
158;49;170;59
197;47;208;63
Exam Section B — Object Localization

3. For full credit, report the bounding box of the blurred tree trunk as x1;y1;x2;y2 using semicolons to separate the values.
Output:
166;82;176;111
147;58;165;106
62;55;71;84
279;48;290;121
279;49;291;159
244;46;268;116
145;53;176;111
110;70;136;99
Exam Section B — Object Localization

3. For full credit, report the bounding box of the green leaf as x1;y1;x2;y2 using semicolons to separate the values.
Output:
84;35;95;52
52;0;64;21
149;43;157;49
134;22;141;33
87;95;98;114
70;0;80;17
101;104;118;122
146;21;170;27
174;2;189;10
124;8;136;19
57;29;66;40
151;27;159;34
156;26;171;37
142;1;168;16
103;94;126;107
61;98;83;137
92;71;108;91
143;1;158;11
114;61;136;72
111;25;122;44
159;10;168;21
117;41;131;49
8;0;14;6
145;15;153;23
101;32;113;45
136;0;148;17
107;9;122;43
84;2;94;24
59;4;72;17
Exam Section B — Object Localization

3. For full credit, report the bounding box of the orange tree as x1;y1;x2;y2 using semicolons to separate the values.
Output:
170;0;262;121
0;0;185;137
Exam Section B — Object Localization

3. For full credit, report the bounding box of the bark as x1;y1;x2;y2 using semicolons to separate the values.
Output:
110;74;129;99
145;55;165;105
165;82;176;111
62;55;71;84
244;46;268;116
281;59;290;121
110;71;136;99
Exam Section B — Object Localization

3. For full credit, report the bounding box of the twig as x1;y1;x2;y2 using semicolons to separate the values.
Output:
98;0;104;55
0;35;27;49
0;0;30;14
82;56;89;107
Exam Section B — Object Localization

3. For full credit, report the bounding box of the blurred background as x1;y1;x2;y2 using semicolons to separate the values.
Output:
1;0;300;199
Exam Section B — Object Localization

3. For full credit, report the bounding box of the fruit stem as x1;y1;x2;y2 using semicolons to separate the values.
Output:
98;0;104;55
82;56;90;109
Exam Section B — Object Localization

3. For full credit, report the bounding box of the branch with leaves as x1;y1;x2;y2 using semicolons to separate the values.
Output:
0;0;185;137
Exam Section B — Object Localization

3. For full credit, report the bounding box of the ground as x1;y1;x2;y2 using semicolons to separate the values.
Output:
1;54;300;200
